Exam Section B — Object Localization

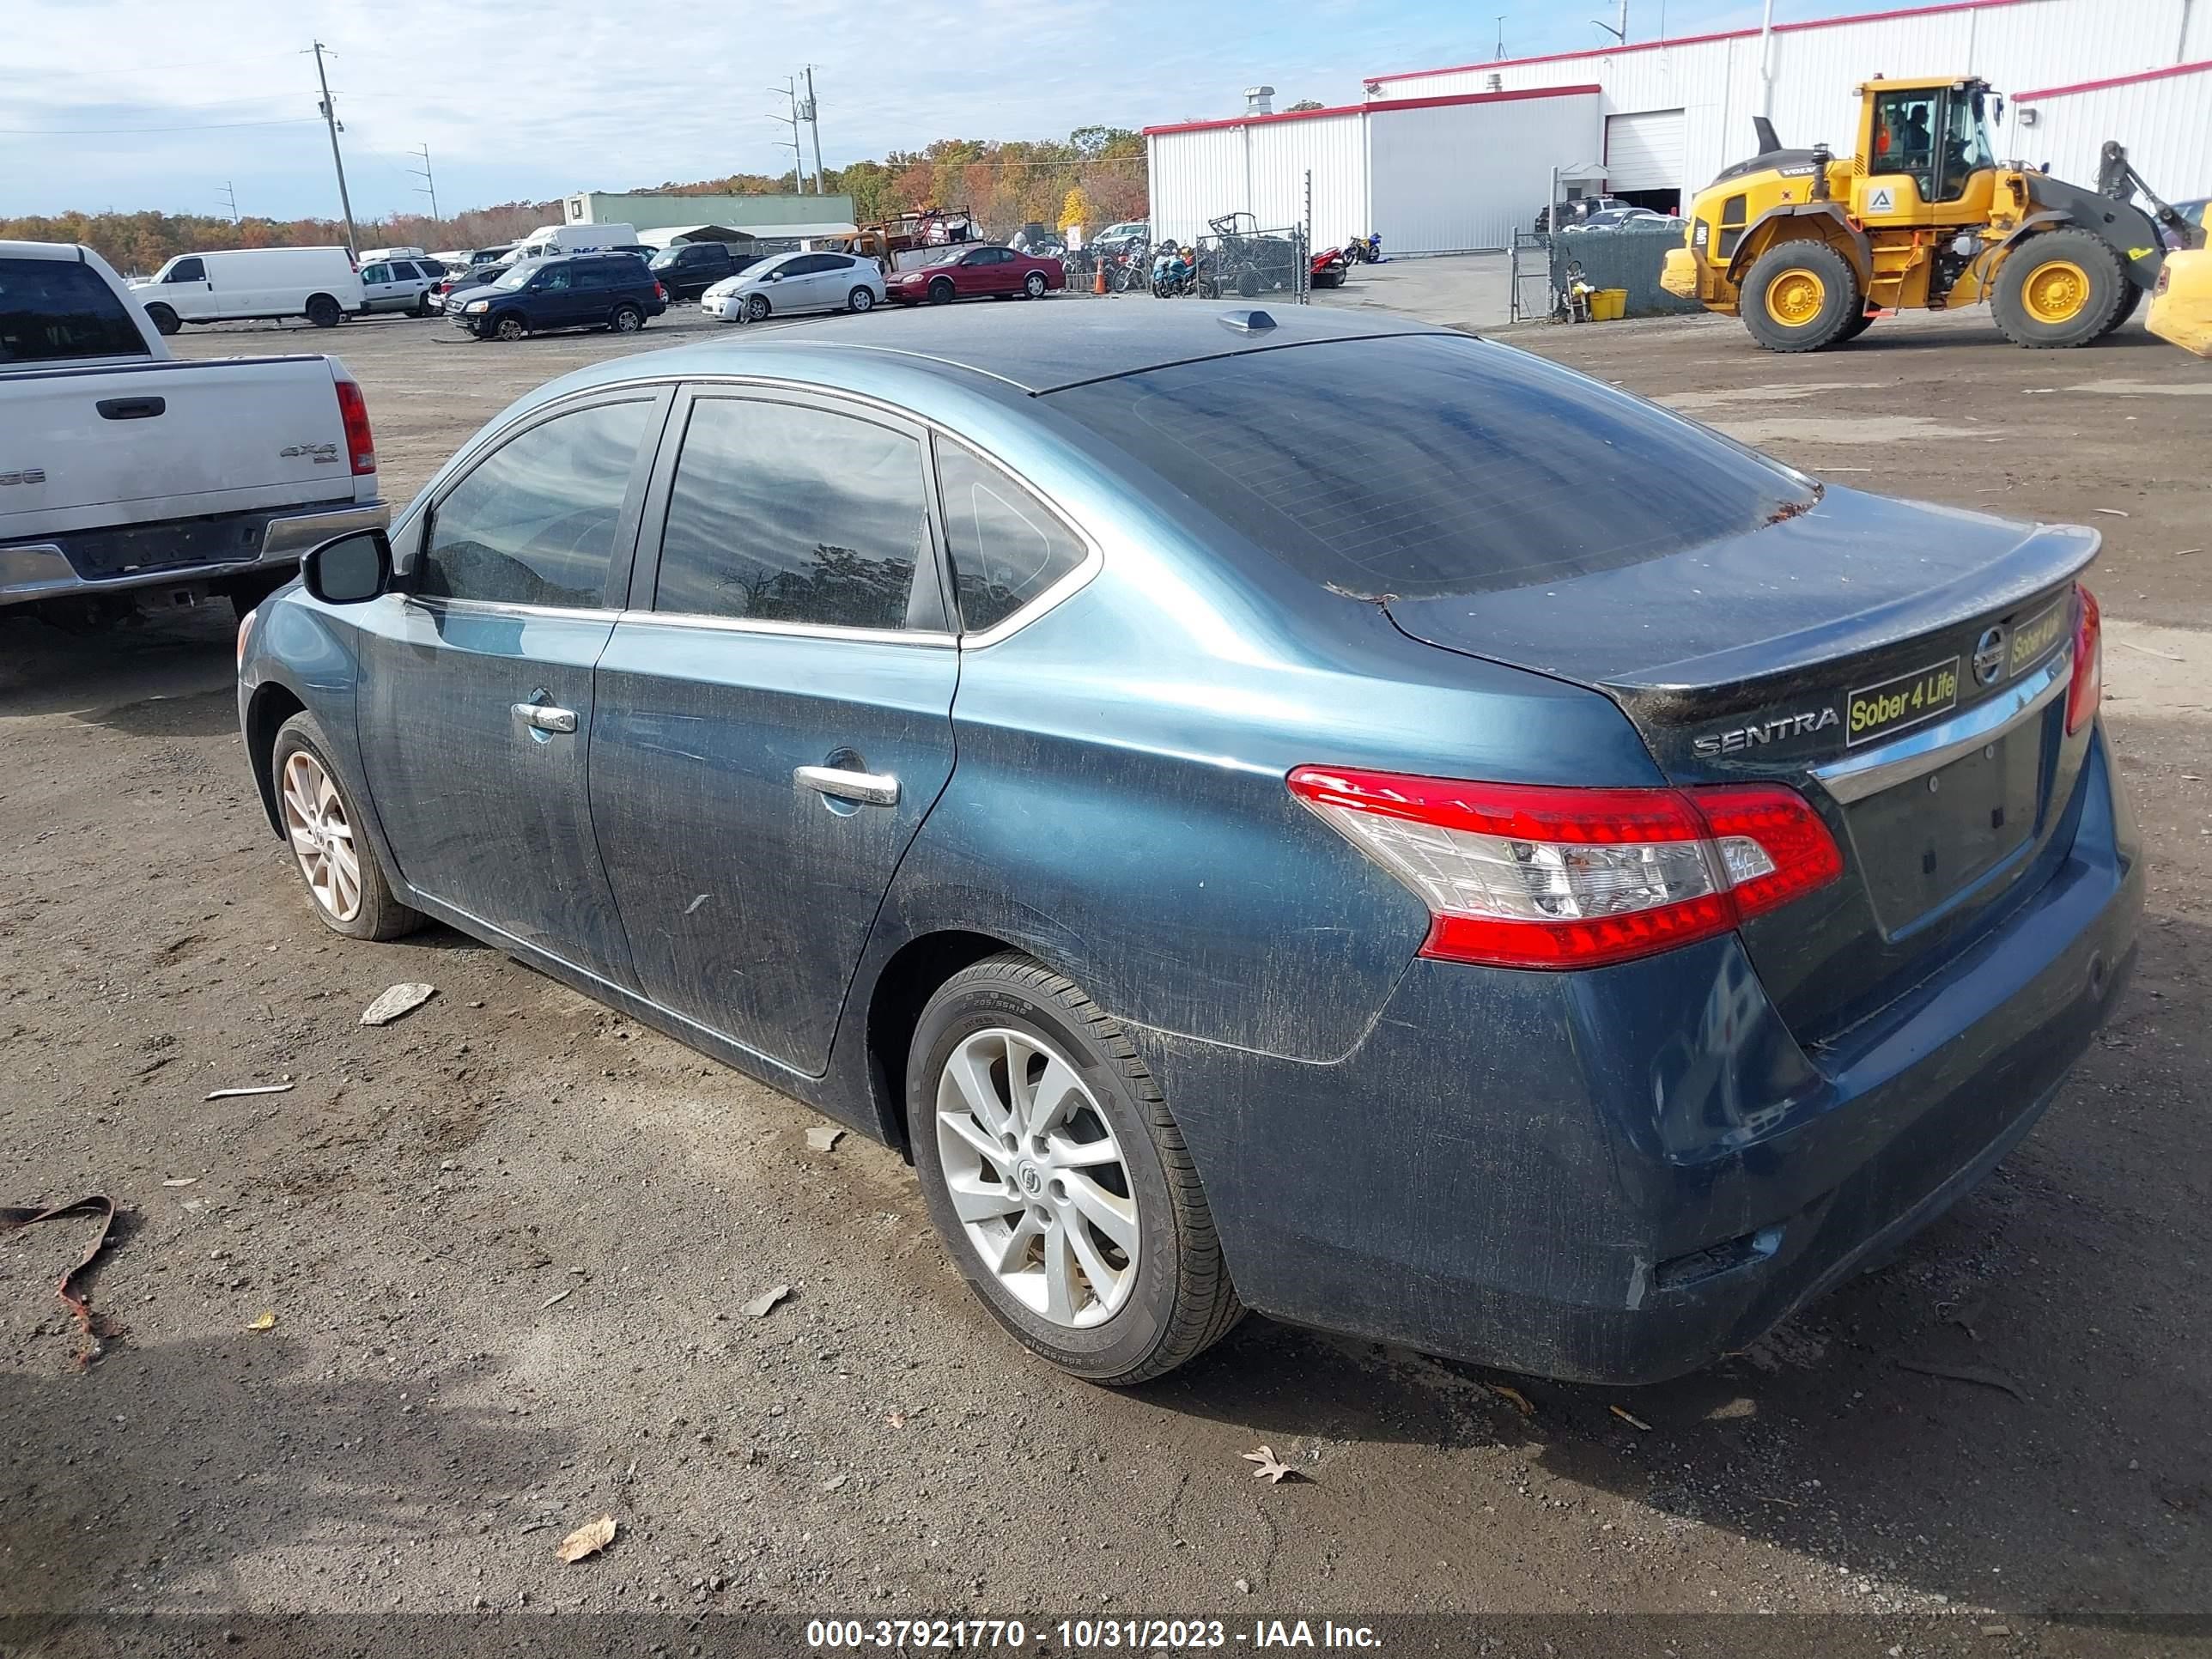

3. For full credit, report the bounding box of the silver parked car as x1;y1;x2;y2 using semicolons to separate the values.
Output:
701;251;885;322
358;257;443;317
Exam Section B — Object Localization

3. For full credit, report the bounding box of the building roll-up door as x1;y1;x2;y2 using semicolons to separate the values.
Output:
1604;109;1686;194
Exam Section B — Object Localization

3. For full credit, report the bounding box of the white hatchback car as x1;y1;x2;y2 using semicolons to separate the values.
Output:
702;251;885;322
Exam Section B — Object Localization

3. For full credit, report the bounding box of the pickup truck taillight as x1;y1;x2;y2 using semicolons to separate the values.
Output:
2067;582;2102;736
1287;768;1843;969
333;373;376;476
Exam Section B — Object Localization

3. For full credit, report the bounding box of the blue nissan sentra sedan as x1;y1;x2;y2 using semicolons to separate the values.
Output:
236;304;2140;1387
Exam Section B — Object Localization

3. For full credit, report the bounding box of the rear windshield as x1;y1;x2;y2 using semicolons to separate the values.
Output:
0;257;149;364
1047;333;1817;599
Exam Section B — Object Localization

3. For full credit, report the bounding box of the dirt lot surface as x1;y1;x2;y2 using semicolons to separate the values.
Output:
3;295;2208;1656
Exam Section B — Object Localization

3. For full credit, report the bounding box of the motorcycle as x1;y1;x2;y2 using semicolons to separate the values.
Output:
1310;246;1349;289
1340;233;1382;264
1151;240;1216;298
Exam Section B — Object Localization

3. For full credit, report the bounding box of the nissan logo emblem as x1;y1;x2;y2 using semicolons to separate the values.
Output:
1972;626;2006;686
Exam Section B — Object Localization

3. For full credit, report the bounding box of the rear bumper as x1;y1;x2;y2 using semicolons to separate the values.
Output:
0;500;388;608
1133;728;2142;1383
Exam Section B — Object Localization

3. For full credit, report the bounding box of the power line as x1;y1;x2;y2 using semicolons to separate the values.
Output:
0;116;321;135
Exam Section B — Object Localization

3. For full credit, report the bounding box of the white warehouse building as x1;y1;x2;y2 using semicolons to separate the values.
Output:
1148;0;2211;255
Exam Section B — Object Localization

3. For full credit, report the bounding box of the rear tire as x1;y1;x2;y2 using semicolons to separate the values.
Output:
270;714;423;943
1024;270;1048;299
907;952;1243;1386
609;302;644;333
2094;280;2147;340
305;294;343;329
1992;228;2130;349
848;286;876;313
1740;241;1862;352
144;302;180;337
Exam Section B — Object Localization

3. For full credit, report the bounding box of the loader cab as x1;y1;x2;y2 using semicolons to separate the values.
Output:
1856;78;2000;222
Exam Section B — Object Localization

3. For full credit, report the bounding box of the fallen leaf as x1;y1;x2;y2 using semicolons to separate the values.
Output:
161;1177;199;1188
362;983;437;1027
1492;1384;1535;1418
1242;1445;1297;1485
556;1515;617;1564
205;1083;294;1101
741;1284;792;1319
805;1126;845;1153
1610;1406;1655;1431
886;1412;908;1429
246;1311;276;1333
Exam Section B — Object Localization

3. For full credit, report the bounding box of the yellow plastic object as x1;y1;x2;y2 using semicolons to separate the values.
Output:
1590;288;1627;321
2148;249;2212;358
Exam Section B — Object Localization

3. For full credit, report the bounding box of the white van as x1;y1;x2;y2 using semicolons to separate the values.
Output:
131;247;366;334
499;224;641;264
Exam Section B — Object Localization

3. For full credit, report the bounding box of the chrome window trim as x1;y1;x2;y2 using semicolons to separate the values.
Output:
610;608;957;649
1811;645;2074;805
404;594;614;624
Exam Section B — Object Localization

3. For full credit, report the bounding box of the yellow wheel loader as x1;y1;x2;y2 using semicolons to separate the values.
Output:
1661;76;2201;352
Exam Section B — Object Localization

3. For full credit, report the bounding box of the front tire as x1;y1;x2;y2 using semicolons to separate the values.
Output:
928;277;957;305
744;294;772;322
1740;241;1862;352
144;302;180;337
270;714;422;943
908;953;1243;1386
1993;229;2131;349
304;294;343;329
492;313;527;341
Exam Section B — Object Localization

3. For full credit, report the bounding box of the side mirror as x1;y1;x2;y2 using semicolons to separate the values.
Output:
301;529;392;605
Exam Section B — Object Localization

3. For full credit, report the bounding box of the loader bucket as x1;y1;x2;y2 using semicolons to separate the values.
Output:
2148;248;2212;357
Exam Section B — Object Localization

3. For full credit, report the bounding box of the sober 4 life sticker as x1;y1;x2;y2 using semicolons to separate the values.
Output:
1847;657;1960;745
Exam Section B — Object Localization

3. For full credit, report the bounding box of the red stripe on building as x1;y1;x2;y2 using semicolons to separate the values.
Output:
2015;58;2212;101
1142;83;1602;138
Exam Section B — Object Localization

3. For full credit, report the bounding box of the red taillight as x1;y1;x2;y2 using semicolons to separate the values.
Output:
1286;768;1844;970
333;374;375;477
2066;582;2101;736
654;281;668;302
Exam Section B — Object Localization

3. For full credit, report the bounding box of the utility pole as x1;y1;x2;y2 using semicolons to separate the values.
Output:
218;181;238;223
1496;15;1506;58
1593;0;1627;43
409;143;440;225
770;78;808;193
802;65;825;195
308;41;358;257
1758;0;1777;116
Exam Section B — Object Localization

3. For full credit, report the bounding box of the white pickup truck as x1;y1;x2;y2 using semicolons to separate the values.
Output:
0;240;387;626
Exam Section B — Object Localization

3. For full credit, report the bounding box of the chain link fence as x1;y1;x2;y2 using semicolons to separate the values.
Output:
1546;226;1702;319
1194;218;1310;302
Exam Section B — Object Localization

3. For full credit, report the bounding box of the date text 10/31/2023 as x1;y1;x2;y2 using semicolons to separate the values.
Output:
804;1619;1384;1650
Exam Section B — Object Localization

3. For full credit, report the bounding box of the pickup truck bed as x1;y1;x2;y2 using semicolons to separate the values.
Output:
0;240;386;624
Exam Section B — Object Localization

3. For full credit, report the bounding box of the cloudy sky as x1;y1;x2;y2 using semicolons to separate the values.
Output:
5;0;1774;222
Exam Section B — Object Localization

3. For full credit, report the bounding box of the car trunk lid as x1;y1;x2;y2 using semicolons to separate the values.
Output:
1384;488;2100;1045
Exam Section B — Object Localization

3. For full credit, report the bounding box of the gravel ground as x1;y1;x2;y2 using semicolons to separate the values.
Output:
2;294;2207;1656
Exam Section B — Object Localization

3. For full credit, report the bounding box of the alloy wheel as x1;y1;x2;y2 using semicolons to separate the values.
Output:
933;1027;1139;1328
281;750;362;922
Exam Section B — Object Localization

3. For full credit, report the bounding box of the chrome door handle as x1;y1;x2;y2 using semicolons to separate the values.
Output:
794;765;900;807
512;702;578;734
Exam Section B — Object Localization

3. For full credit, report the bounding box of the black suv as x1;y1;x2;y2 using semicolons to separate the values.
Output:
647;241;764;300
446;253;668;341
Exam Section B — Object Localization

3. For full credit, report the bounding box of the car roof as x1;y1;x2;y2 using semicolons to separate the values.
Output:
562;303;1452;398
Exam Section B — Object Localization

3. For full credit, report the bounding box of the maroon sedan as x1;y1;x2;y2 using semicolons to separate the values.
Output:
888;244;1065;305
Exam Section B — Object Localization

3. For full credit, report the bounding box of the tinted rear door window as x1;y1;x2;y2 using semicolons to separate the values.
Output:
0;258;150;363
1047;334;1817;599
653;397;928;631
935;444;1086;631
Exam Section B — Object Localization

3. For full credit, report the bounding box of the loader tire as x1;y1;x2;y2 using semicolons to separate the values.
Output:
1741;242;1862;352
1993;228;2130;349
2094;282;2146;340
1836;308;1876;343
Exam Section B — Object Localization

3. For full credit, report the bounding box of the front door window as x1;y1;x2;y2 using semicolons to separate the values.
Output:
1870;89;1939;206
